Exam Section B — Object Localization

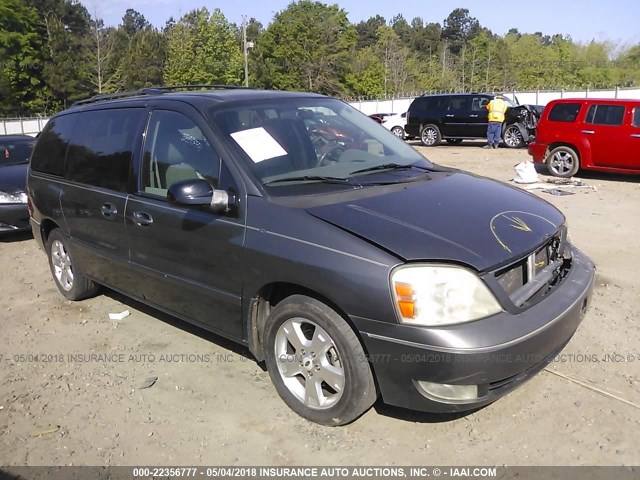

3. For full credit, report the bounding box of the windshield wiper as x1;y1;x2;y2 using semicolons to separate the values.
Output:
349;163;431;175
263;175;355;186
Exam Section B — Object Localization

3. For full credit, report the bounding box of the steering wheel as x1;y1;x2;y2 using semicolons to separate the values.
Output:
316;145;347;167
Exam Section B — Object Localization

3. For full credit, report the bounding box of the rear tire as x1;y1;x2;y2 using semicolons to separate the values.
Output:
263;295;377;426
420;124;442;146
545;146;580;178
47;229;99;300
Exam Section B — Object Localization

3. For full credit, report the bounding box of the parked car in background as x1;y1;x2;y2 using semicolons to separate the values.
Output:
528;98;640;177
0;135;36;233
368;113;394;124
405;93;544;148
381;112;408;138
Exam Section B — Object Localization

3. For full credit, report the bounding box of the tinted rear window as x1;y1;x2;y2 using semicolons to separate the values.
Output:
412;96;447;112
634;108;640;127
548;103;582;122
0;138;35;166
585;104;625;126
30;115;77;176
65;108;145;192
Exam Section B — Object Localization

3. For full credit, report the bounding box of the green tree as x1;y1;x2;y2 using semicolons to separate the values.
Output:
253;1;356;94
355;15;386;49
0;0;45;115
164;8;242;86
345;46;384;97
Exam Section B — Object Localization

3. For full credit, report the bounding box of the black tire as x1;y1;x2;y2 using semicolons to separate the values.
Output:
502;124;526;148
545;146;580;178
263;295;377;426
420;124;442;146
445;138;463;145
390;126;405;138
47;229;99;301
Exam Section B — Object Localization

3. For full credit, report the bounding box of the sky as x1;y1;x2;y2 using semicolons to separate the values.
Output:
81;0;640;47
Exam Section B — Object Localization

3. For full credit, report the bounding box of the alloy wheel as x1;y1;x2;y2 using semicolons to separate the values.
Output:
274;317;345;410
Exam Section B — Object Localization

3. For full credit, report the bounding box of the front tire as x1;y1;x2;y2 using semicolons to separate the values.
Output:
420;124;442;146
263;295;376;426
546;146;580;177
47;229;98;300
503;124;525;148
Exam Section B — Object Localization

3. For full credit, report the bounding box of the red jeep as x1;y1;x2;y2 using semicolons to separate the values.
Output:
528;98;640;177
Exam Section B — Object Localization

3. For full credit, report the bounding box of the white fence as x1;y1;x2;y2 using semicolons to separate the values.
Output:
348;86;640;115
3;86;640;135
0;117;49;136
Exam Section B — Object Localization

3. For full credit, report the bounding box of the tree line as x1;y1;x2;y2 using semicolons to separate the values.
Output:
2;0;639;116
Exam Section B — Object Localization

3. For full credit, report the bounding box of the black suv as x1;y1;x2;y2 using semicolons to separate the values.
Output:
405;93;544;148
28;86;593;426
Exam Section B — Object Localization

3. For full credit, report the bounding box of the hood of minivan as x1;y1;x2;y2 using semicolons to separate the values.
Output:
306;172;564;271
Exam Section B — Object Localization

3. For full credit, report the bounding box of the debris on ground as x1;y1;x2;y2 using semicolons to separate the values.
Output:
139;376;158;390
543;189;575;196
30;426;60;437
511;161;539;184
108;310;130;321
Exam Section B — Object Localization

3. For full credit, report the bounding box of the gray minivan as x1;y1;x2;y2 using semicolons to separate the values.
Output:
28;86;594;425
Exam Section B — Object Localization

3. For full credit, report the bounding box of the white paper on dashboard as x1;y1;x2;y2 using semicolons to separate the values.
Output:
230;127;287;163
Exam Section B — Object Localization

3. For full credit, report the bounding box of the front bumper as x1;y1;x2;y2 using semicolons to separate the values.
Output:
527;141;548;163
352;247;595;413
0;204;30;232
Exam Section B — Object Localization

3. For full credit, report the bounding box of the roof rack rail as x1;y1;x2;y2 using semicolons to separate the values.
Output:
72;84;249;107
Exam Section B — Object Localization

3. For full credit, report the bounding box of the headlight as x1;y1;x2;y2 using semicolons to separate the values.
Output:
0;191;28;204
391;265;502;326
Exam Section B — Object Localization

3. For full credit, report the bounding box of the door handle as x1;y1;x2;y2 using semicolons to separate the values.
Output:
445;114;454;117
581;130;595;134
469;114;478;118
100;203;117;218
132;211;153;226
631;134;640;138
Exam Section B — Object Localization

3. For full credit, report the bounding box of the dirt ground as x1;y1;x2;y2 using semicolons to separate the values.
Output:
1;142;639;467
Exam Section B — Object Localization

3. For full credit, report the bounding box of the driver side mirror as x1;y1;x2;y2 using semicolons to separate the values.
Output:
167;179;234;214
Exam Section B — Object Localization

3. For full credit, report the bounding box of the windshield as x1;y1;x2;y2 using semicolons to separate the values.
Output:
208;98;432;193
0;138;35;166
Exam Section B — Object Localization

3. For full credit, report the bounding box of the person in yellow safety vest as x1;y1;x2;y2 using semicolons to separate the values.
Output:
484;94;508;149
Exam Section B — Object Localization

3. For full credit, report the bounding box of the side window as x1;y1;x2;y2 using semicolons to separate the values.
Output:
633;108;640;127
472;96;489;111
65;108;144;192
142;110;220;197
548;103;581;122
585;104;625;126
30;114;77;176
448;96;471;112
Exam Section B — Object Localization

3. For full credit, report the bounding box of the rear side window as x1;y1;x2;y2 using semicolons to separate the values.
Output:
585;104;625;126
633;108;640;127
411;96;446;113
548;103;581;123
65;108;145;192
30;115;77;176
448;96;471;111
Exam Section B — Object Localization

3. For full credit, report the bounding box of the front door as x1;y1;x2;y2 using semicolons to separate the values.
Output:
125;108;245;339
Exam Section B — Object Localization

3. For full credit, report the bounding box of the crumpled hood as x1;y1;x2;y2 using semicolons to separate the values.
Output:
306;172;564;271
0;163;28;192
